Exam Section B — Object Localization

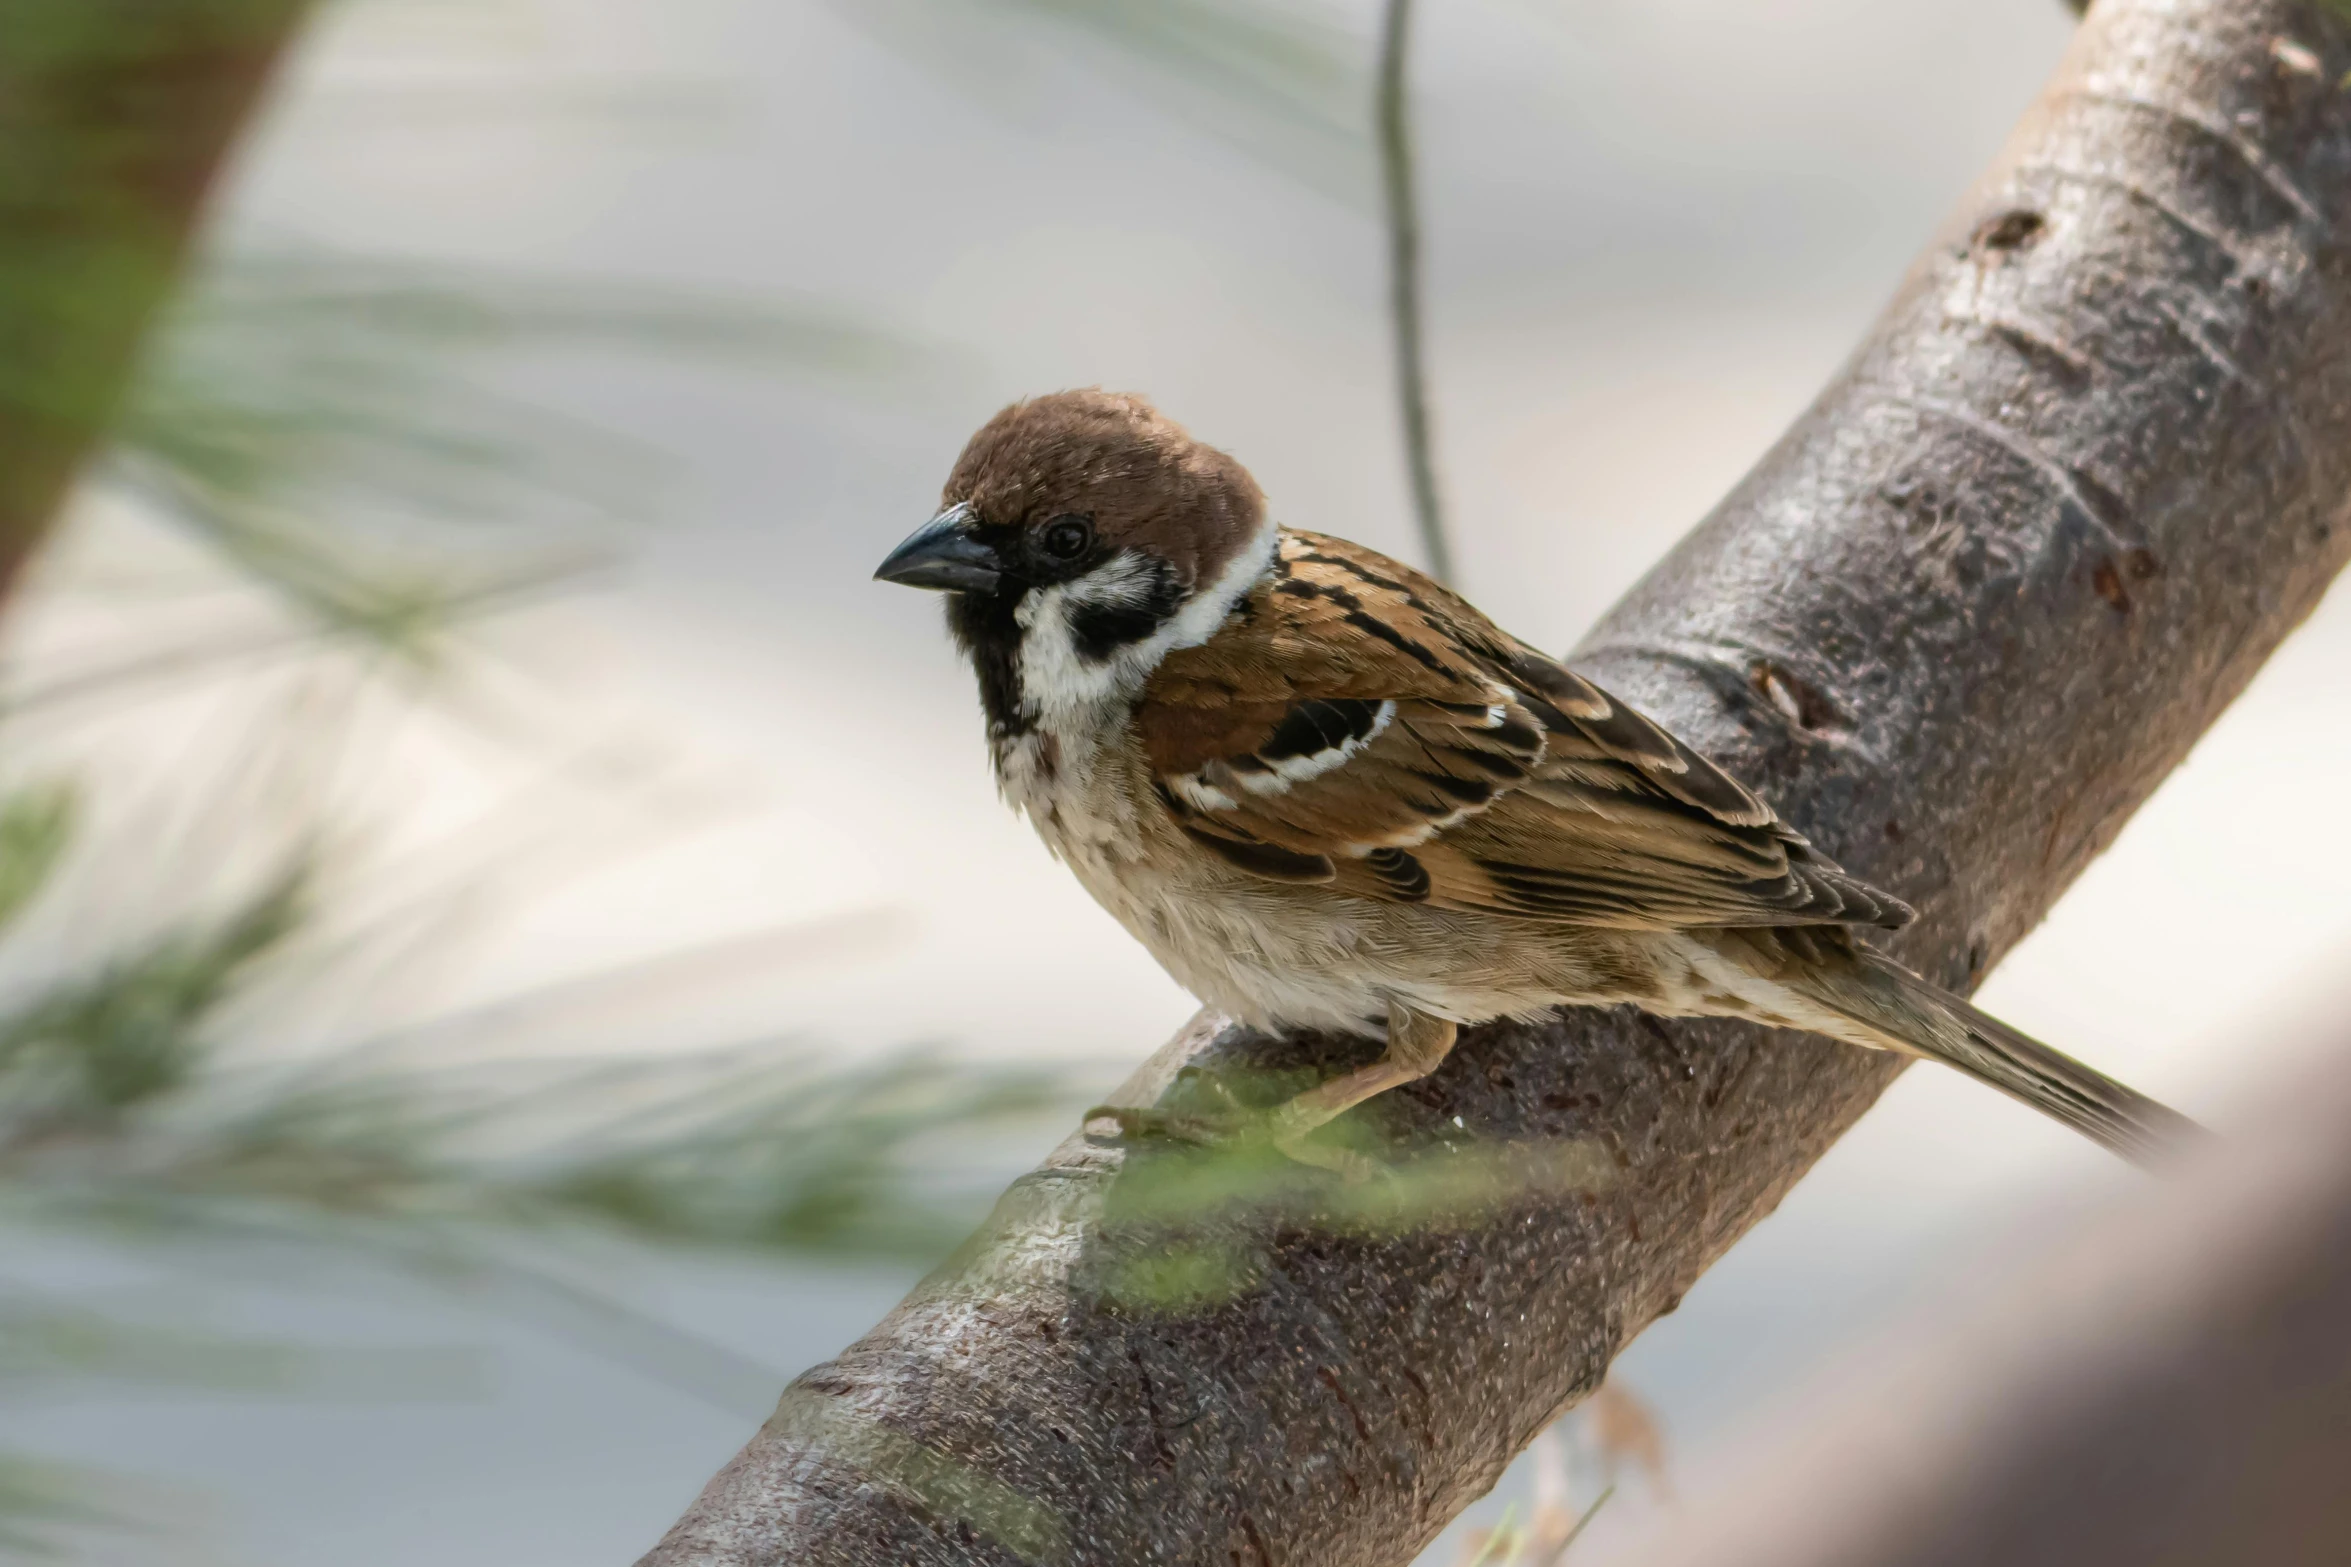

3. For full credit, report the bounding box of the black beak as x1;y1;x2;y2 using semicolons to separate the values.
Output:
873;503;1005;594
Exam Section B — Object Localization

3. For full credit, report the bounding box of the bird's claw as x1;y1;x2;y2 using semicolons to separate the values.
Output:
1083;1064;1261;1149
1085;1102;1382;1183
1082;1104;1229;1146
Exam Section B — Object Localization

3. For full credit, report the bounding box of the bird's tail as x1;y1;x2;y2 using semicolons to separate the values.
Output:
1782;943;2201;1165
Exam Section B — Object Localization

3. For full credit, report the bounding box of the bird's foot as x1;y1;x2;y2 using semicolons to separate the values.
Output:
1086;1065;1386;1181
1081;1103;1232;1147
1084;1065;1260;1148
1090;1100;1381;1184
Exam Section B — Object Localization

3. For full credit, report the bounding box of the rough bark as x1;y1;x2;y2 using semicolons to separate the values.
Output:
1635;1006;2351;1567
639;1;2351;1562
0;0;313;594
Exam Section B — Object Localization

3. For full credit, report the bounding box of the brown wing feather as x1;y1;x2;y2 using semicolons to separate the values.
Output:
1137;530;1912;931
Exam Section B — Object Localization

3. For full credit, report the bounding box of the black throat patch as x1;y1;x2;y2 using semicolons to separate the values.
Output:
945;588;1031;739
945;552;1189;741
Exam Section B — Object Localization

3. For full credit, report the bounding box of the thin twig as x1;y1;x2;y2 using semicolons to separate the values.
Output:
1536;1484;1615;1566
1455;1502;1520;1567
1376;0;1455;585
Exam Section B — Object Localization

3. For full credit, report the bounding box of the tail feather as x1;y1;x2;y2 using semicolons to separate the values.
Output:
1792;948;2202;1165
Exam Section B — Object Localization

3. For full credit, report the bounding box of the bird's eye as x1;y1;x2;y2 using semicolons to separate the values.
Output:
1040;515;1093;561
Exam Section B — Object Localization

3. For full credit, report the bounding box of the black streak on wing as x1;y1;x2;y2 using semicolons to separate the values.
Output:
1487;716;1545;754
1345;612;1450;673
1184;825;1337;883
1407;769;1496;807
1495;646;1775;828
1431;743;1536;781
1295;549;1430;604
1262;699;1385;762
1153;779;1336;882
1364;846;1431;900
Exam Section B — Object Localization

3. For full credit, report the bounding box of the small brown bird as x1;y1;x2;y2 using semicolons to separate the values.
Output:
875;389;2191;1168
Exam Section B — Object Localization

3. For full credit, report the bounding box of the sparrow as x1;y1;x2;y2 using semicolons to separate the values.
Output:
875;389;2193;1169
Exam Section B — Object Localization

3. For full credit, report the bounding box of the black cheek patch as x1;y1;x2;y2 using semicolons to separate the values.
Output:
1068;557;1184;661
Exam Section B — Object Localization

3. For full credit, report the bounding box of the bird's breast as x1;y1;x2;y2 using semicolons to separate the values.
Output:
993;712;1158;871
991;707;1689;1038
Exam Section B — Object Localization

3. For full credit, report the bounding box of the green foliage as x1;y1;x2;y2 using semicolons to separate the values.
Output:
0;864;306;1136
1088;1067;1615;1315
0;844;1066;1257
0;824;1076;1553
0;1453;117;1561
0;219;1033;1545
26;1039;1069;1262
1092;1128;1618;1313
529;1050;1062;1254
0;788;72;934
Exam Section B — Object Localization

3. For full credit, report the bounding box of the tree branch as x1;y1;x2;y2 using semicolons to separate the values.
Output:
0;0;315;596
636;1;2351;1562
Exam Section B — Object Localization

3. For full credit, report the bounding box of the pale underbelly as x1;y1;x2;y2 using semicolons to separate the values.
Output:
1067;847;1693;1037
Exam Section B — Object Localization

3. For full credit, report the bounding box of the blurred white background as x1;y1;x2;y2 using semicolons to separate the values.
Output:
10;0;2351;1561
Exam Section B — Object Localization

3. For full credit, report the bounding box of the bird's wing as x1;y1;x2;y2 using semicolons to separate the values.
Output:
1137;530;1911;930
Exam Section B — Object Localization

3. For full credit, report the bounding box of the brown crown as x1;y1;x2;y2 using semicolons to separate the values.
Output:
944;389;1266;589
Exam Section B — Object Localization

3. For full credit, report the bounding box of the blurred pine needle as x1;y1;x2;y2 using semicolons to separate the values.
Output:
0;1454;118;1561
0;192;1018;1567
105;243;944;657
0;786;1077;1557
0;831;1068;1259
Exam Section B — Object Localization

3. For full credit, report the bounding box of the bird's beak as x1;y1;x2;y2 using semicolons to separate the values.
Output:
873;503;1005;594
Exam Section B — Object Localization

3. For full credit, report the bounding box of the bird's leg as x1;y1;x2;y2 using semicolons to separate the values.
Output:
1271;1001;1459;1178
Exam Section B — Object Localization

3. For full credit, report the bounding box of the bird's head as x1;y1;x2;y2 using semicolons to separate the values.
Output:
875;390;1275;731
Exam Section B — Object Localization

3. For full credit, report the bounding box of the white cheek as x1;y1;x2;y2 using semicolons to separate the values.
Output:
1012;522;1278;730
1014;556;1163;719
